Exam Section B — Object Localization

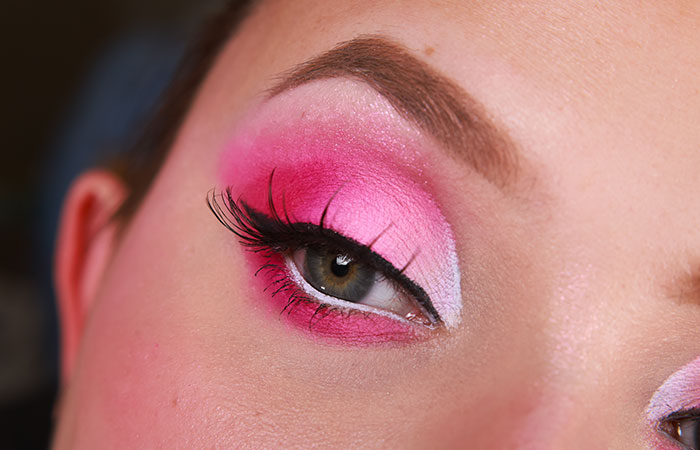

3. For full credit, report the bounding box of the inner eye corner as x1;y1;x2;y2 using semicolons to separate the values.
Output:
215;195;448;329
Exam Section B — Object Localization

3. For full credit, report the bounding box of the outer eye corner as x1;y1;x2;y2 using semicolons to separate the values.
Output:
208;186;454;341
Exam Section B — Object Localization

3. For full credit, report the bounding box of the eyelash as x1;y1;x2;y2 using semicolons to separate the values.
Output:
206;172;442;328
659;409;700;450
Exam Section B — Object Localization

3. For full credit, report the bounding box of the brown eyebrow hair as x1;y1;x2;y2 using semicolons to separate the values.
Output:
269;36;520;188
669;262;700;306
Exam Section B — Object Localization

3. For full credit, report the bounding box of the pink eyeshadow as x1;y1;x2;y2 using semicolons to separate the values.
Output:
246;252;425;344
646;355;700;448
648;355;700;419
218;100;462;330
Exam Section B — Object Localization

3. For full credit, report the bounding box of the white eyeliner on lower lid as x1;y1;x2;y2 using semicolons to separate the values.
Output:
218;100;465;329
285;255;425;325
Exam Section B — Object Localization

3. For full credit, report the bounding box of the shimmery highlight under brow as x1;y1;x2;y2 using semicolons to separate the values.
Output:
268;35;520;190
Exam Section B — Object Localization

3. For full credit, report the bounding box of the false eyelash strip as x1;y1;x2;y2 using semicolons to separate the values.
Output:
205;171;443;326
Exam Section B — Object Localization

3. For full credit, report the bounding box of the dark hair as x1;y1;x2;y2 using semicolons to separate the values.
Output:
115;0;255;220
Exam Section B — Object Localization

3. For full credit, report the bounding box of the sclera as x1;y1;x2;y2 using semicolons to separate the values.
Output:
218;82;462;329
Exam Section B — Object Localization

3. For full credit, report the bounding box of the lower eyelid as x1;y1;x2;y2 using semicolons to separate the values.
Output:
219;156;463;326
284;255;414;323
207;187;431;343
290;245;411;312
244;250;426;344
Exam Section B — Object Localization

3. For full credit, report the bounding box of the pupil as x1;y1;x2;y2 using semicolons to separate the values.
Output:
330;254;352;277
301;247;375;303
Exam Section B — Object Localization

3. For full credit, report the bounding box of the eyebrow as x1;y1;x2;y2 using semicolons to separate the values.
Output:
268;36;520;189
669;264;700;306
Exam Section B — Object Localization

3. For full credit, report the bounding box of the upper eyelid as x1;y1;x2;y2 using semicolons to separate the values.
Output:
266;35;523;191
663;409;700;421
244;202;443;326
206;188;443;326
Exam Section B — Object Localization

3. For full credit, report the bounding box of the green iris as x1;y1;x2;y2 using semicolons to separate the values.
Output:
302;247;376;303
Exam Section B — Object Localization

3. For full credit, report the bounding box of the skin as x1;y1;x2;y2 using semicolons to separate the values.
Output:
54;0;700;448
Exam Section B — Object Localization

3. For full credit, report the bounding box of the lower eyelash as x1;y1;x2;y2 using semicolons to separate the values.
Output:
284;255;422;324
206;186;381;328
223;229;426;343
205;166;445;340
257;258;314;317
256;253;380;329
206;181;441;326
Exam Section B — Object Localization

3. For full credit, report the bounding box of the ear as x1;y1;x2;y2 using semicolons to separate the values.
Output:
55;170;127;384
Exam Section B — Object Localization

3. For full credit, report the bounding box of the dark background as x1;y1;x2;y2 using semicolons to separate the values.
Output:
1;1;224;447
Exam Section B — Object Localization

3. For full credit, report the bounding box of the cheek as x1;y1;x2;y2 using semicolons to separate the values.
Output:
64;200;435;447
73;269;415;447
66;187;421;447
67;248;233;445
63;194;278;446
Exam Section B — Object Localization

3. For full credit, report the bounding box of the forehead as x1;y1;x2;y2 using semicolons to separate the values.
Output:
190;0;700;295
239;0;700;181
257;0;700;87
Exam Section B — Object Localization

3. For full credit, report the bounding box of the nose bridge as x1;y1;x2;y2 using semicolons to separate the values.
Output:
439;340;599;449
485;365;611;450
503;268;614;450
506;387;609;450
511;399;575;450
438;383;608;450
431;247;627;449
506;267;629;450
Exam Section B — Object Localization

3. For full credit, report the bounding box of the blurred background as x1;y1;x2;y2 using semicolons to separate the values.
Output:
1;1;226;447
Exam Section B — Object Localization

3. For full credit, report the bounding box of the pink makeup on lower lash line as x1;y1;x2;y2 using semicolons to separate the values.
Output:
245;250;425;344
218;99;462;341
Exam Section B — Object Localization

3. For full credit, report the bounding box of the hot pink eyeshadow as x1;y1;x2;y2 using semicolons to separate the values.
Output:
218;94;462;332
245;251;424;344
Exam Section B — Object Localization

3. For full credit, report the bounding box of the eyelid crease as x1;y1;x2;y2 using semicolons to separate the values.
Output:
662;409;700;422
206;187;443;326
267;35;522;191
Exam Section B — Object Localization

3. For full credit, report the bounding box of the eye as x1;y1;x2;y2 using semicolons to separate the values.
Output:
660;412;700;449
288;246;431;324
206;185;445;330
